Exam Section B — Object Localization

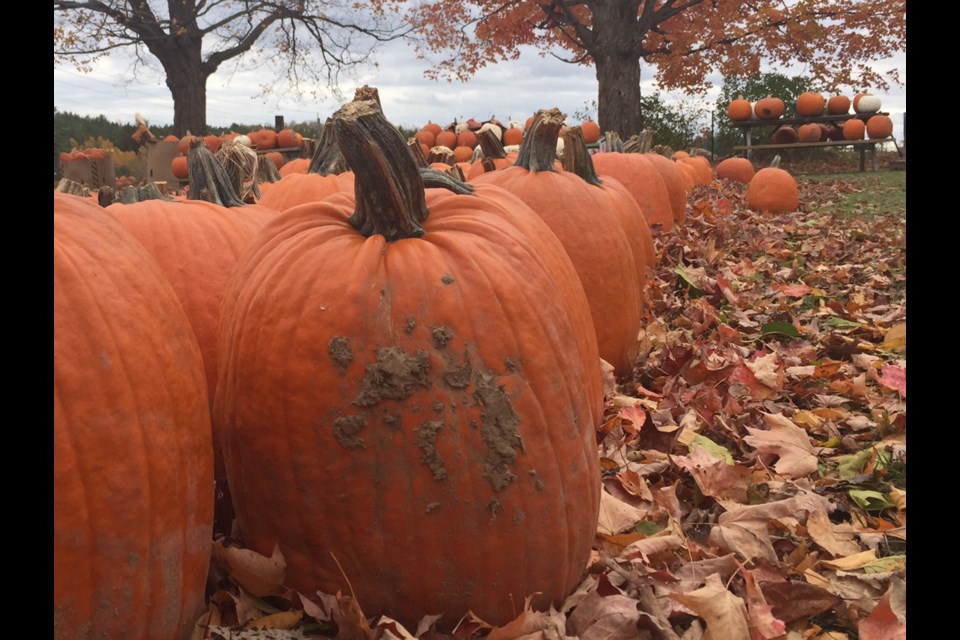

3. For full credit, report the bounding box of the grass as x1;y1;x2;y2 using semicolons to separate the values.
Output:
800;169;906;220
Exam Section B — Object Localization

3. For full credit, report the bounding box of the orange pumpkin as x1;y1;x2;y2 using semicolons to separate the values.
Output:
747;164;799;213
727;97;753;121
580;120;601;143
592;152;676;232
755;97;786;119
772;126;799;144
473;108;644;374
827;95;851;115
796;92;826;117
798;123;823;142
866;115;894;139
214;100;602;628
54;193;213;639
716;157;755;183
842;119;866;140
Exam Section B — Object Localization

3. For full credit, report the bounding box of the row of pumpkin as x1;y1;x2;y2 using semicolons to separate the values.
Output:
55;94;799;638
727;90;885;121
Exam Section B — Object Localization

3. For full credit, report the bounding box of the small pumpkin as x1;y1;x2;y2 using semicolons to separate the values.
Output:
798;123;823;143
727;97;753;121
866;114;894;139
746;157;799;214
854;93;882;114
755;96;786;119
842;119;866;140
715;157;755;183
580;120;601;144
827;95;851;115
772;126;798;144
796;92;826;117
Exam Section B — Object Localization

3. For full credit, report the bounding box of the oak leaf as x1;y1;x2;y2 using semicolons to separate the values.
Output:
211;541;287;597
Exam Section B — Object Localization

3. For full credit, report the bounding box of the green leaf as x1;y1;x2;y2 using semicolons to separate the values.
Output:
691;435;735;465
863;555;906;574
675;266;704;295
836;450;873;480
635;520;663;536
825;317;863;330
761;321;801;339
848;489;895;512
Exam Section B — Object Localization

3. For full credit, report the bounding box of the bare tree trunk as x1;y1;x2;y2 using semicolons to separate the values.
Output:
166;66;210;137
594;52;644;140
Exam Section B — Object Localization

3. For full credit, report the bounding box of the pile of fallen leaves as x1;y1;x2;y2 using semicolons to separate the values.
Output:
195;173;906;640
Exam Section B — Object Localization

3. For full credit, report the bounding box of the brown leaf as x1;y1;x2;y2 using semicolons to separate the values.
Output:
211;541;287;597
487;597;572;640
597;490;649;535
743;413;819;478
566;581;641;640
245;610;303;630
806;510;861;558
872;365;905;396
672;445;751;501
670;573;750;640
619;534;686;563
760;580;842;623
741;569;786;640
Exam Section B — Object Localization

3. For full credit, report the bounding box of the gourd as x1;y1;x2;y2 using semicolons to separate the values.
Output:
54;192;213;640
214;99;602;629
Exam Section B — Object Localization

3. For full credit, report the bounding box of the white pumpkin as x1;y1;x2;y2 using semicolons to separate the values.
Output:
854;94;882;114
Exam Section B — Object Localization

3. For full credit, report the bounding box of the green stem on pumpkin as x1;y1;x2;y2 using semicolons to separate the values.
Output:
334;99;430;241
515;108;565;173
561;127;603;187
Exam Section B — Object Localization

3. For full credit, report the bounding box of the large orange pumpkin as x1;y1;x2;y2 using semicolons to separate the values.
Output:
473;109;644;374
827;95;851;115
591;150;675;232
54;193;213;639
214;99;602;628
843;119;866;140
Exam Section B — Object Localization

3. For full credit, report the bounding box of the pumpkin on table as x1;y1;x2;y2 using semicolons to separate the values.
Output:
54;192;213;640
214;99;603;629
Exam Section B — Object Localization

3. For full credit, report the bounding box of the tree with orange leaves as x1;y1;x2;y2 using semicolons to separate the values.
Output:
406;0;905;139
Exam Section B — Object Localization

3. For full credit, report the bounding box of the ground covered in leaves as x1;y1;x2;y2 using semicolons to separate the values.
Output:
195;169;906;640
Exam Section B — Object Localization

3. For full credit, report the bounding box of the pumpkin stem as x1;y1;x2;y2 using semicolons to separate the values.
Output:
602;131;625;153
308;119;350;175
561;127;603;187
56;177;90;197
334;99;429;241
476;128;507;160
770;155;782;169
515;108;564;172
187;138;246;207
408;139;429;167
419;167;474;194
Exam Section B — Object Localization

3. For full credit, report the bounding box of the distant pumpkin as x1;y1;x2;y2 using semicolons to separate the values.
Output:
866;115;894;139
796;92;825;117
747;165;799;214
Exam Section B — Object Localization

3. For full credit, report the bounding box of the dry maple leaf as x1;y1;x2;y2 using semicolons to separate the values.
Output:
743;413;819;478
670;573;750;640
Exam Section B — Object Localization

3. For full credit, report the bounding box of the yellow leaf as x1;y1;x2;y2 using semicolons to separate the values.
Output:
889;487;906;510
245;610;303;629
881;323;906;351
792;409;824;430
820;549;877;571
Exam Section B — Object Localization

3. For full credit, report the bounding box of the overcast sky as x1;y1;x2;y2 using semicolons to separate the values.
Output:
53;34;907;143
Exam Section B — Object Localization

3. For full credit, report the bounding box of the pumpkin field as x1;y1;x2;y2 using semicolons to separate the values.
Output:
54;99;906;640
